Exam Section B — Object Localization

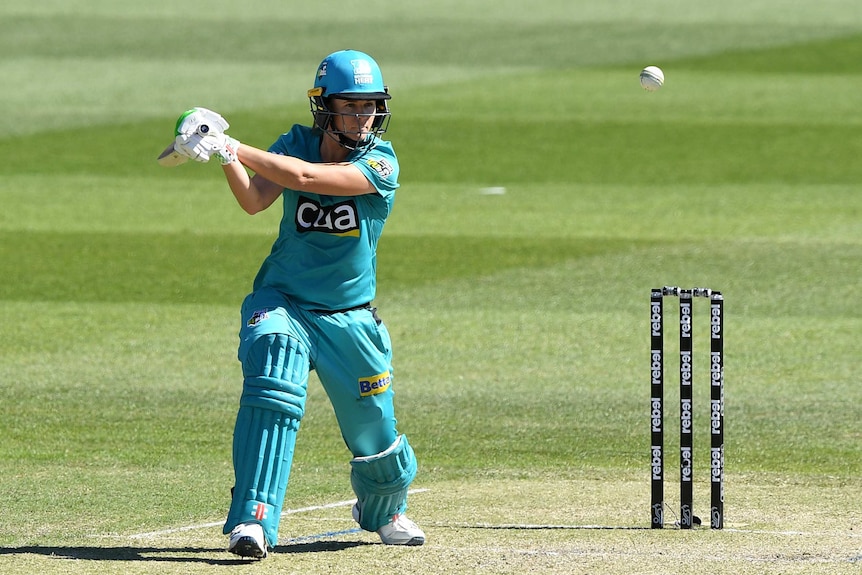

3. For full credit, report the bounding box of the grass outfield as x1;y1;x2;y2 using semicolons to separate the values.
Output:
1;1;861;573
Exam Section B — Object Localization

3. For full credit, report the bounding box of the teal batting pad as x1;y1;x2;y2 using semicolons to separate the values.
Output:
350;434;417;531
224;334;309;547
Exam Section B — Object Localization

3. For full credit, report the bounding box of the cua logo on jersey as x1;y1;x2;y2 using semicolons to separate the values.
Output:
366;158;394;178
359;371;391;397
295;196;360;237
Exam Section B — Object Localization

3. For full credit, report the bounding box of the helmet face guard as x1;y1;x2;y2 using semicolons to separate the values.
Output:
308;50;392;152
308;89;391;151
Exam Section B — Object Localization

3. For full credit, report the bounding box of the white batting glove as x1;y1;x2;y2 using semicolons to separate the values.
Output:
174;107;230;138
205;133;241;165
174;133;217;163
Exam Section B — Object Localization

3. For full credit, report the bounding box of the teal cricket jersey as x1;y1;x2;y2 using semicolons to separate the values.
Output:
251;125;399;311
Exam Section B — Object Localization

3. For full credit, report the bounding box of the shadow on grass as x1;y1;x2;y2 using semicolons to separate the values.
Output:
456;524;651;530
275;540;372;554
0;540;370;564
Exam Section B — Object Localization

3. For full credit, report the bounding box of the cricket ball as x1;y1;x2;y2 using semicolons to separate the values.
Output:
640;66;664;92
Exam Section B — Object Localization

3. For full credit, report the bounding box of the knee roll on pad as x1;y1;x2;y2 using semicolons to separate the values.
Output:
224;333;310;547
241;375;306;420
350;435;417;532
240;333;308;420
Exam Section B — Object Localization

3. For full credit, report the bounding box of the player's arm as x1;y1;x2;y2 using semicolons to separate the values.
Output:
236;145;375;198
221;159;284;215
162;107;373;206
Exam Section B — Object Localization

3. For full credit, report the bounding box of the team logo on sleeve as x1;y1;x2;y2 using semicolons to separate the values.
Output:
366;158;394;178
359;371;391;397
247;309;270;327
295;196;360;237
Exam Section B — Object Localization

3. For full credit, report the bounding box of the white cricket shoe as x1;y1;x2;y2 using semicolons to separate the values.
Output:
228;522;268;559
353;503;426;546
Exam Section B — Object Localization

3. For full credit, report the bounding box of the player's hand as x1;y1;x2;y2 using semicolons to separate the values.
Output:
174;132;216;163
175;107;230;138
158;108;233;166
204;133;241;165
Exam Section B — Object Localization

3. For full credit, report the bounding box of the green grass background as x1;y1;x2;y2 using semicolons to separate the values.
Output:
1;1;860;573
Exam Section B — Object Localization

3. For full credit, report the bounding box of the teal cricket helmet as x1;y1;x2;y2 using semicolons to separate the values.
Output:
308;49;391;151
311;49;390;100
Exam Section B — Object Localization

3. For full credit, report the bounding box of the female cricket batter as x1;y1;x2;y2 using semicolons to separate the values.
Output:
168;49;424;558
